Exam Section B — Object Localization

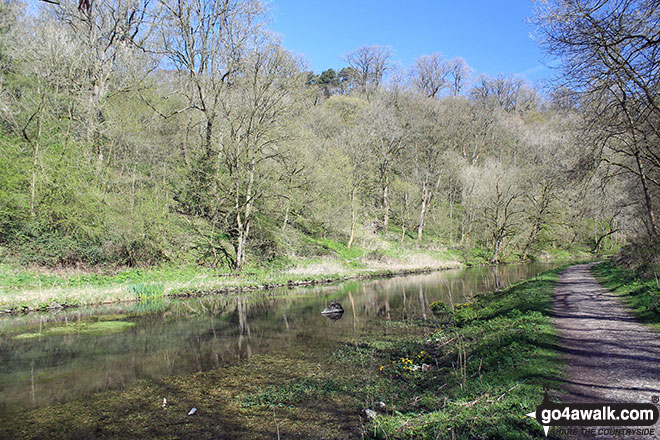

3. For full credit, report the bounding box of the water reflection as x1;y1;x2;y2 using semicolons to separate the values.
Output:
0;262;557;417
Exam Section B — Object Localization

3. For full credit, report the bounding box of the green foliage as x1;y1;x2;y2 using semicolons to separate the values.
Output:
242;377;345;408
306;236;364;260
127;283;164;301
0;138;28;238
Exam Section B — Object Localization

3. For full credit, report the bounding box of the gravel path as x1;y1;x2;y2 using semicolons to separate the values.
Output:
552;263;660;438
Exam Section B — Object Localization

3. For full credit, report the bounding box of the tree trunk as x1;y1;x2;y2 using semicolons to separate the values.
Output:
401;190;410;244
491;237;502;263
635;151;659;238
87;81;105;176
236;158;256;270
348;185;357;248
521;217;542;261
281;204;290;231
382;183;390;230
418;181;428;241
204;117;213;159
449;186;454;220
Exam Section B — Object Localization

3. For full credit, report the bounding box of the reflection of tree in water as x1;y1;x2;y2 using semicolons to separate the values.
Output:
418;285;427;320
236;297;251;360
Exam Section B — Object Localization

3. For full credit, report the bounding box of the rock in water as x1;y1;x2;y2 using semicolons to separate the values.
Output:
188;407;197;416
321;300;344;321
321;300;344;314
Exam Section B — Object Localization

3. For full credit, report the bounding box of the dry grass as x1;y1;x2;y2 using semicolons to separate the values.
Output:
361;252;461;271
286;259;347;276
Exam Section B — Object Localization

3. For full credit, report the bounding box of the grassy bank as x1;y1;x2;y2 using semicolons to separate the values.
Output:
0;235;590;313
0;250;462;313
0;267;566;439
592;260;660;328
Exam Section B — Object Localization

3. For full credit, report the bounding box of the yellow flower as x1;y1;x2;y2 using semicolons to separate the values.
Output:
379;366;384;371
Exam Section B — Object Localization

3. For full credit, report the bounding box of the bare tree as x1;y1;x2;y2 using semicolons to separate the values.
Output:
361;92;405;231
462;161;522;262
47;0;157;173
161;0;303;270
447;56;471;96
470;74;531;112
534;0;660;239
343;45;392;95
218;44;304;269
410;53;449;98
159;0;263;158
400;95;445;240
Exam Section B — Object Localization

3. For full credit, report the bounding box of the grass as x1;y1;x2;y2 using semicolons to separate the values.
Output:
0;263;210;291
354;268;565;439
305;236;366;260
592;260;660;328
128;282;164;300
242;376;347;408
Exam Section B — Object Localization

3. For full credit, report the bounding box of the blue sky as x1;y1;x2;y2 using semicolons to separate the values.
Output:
267;0;552;83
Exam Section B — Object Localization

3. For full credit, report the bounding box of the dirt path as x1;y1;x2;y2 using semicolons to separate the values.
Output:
553;263;660;437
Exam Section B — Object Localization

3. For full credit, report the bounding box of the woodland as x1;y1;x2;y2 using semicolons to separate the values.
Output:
0;0;657;274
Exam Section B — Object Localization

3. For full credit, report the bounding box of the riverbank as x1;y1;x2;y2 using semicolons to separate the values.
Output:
355;266;566;438
0;251;462;313
0;243;593;314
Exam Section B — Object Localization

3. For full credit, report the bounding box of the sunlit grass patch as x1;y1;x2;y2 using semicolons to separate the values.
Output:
242;377;346;408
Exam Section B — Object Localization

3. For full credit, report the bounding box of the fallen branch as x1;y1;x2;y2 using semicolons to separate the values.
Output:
486;384;520;403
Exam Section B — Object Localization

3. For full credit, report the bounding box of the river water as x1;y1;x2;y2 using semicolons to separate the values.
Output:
0;262;559;418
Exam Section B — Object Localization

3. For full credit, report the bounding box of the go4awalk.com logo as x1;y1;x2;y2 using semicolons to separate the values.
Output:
526;391;659;437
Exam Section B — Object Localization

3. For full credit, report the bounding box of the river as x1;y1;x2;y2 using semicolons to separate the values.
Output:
0;262;560;420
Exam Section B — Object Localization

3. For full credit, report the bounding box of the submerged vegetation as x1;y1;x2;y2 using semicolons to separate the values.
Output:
13;319;135;339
